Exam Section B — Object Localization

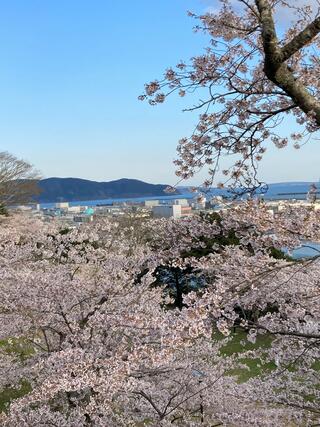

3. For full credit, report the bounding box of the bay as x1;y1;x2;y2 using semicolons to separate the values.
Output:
40;193;194;209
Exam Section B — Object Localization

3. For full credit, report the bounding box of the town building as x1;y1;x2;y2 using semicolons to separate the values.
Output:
144;200;160;207
55;202;69;209
152;205;182;219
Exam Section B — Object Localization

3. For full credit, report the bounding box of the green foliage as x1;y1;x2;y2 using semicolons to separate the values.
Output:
217;330;274;356
0;381;31;413
59;227;71;235
215;330;276;383
0;339;34;412
0;338;35;360
267;246;293;261
0;204;8;216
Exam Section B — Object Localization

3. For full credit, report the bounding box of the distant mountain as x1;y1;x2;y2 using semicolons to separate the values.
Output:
177;182;319;200
36;179;318;204
263;182;318;199
37;178;180;203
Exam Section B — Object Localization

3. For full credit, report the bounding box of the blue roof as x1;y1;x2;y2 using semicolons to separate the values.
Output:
84;208;94;215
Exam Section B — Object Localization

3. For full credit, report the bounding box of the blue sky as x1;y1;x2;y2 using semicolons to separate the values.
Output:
1;0;320;185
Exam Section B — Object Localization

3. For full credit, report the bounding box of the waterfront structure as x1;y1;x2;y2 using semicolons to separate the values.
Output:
55;202;69;209
144;200;160;207
152;205;182;219
67;206;82;213
171;199;189;206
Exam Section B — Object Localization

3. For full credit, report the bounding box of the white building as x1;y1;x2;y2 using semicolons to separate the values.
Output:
152;205;181;219
67;206;82;213
171;198;189;206
144;200;160;207
55;202;69;209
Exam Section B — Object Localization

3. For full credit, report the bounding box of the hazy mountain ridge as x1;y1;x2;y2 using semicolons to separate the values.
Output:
37;178;179;203
36;179;318;203
178;182;319;199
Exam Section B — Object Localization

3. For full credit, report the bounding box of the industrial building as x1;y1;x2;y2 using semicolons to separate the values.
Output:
152;205;182;219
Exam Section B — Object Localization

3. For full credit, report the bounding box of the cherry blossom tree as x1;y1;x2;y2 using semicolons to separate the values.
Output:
141;0;320;191
0;208;319;426
1;3;320;424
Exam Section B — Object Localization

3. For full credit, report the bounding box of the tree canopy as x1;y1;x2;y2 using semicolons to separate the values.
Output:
0;205;319;425
141;0;320;192
0;152;40;211
0;2;320;425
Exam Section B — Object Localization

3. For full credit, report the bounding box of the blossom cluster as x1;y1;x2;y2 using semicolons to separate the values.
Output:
141;0;320;191
0;204;319;425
